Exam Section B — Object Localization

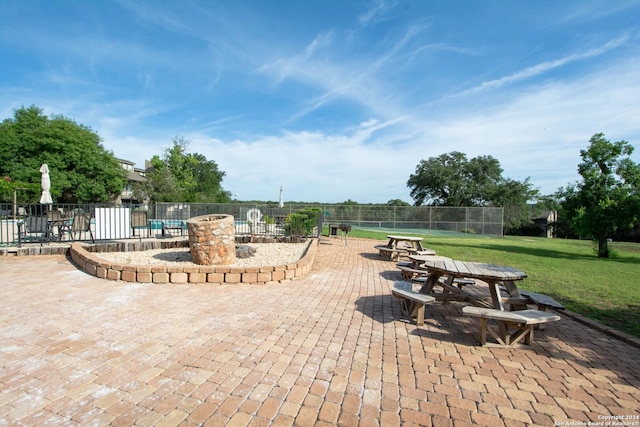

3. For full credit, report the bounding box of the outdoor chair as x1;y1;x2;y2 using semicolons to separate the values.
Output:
47;210;63;221
131;210;149;237
18;216;49;246
46;209;67;241
70;212;95;243
57;212;76;241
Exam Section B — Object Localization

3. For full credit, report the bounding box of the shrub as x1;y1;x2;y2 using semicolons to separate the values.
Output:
285;207;321;237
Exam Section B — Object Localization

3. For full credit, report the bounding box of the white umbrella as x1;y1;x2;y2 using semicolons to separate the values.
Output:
278;185;284;208
39;163;53;205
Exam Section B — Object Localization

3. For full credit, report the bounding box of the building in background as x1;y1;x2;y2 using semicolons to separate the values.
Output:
115;158;147;205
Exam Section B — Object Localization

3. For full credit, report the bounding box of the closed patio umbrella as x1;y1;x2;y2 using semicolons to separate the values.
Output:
39;163;53;205
279;185;284;208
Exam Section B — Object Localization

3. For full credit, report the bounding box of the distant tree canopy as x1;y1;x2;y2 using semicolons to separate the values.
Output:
0;105;126;203
386;199;411;206
408;152;503;206
141;137;231;203
407;151;539;230
557;133;640;258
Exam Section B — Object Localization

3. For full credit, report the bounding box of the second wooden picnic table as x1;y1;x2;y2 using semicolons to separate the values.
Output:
377;235;432;260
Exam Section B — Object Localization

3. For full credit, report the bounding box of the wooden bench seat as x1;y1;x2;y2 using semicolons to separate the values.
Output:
392;281;435;326
462;306;561;346
397;266;428;280
444;278;476;288
409;249;437;256
520;291;565;310
410;275;476;289
378;247;409;261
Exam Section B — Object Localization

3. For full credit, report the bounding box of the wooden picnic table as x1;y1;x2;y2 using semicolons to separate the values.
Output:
399;255;479;291
385;235;424;251
418;259;528;310
393;257;562;346
415;259;564;346
377;235;427;261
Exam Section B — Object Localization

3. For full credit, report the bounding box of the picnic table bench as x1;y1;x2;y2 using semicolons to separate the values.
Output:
462;306;561;346
519;291;565;310
392;281;435;326
376;245;410;261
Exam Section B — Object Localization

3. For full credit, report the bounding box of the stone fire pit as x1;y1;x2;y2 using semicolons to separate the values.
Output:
187;214;236;265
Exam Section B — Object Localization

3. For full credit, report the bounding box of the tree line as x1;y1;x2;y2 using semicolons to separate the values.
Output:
405;133;640;257
1;106;638;257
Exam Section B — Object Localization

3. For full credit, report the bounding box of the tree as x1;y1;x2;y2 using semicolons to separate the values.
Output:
559;133;640;258
490;178;540;232
386;199;411;206
0;176;39;204
0;106;126;203
407;152;504;206
407;151;539;231
143;136;231;203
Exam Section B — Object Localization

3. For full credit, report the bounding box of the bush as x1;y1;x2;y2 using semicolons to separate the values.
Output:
285;207;321;237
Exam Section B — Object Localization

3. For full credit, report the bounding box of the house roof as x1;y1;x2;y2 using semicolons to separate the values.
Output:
127;170;146;182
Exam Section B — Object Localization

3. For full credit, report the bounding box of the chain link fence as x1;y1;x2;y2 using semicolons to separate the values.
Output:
0;202;503;247
153;203;503;237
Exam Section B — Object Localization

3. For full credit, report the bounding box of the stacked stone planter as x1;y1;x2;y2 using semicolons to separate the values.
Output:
187;214;235;265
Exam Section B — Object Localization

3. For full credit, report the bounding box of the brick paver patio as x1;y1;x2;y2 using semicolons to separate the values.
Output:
1;238;639;426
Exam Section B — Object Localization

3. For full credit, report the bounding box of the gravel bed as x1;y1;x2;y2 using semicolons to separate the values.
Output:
93;242;310;267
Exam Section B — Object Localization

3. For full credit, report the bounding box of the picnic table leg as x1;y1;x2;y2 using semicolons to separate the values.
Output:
414;303;425;326
502;280;528;311
405;298;425;326
478;318;488;345
486;281;513;342
488;281;505;311
419;273;442;294
401;300;425;326
441;276;455;294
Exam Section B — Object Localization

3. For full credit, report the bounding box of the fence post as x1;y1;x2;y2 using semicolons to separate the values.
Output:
393;206;396;229
465;207;469;233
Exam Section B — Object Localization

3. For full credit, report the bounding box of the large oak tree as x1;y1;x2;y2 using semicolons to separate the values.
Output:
0;106;126;203
407;151;539;231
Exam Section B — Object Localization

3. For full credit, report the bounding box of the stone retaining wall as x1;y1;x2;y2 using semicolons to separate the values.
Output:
69;238;317;285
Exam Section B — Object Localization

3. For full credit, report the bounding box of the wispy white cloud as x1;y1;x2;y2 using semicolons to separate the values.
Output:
358;0;398;27
115;0;194;34
555;0;640;25
451;35;630;98
408;56;640;191
257;31;335;85
257;22;422;125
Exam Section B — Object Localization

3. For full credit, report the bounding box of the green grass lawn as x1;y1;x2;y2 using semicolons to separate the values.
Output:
345;228;640;338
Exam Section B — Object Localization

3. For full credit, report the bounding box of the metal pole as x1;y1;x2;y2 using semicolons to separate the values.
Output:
13;187;27;220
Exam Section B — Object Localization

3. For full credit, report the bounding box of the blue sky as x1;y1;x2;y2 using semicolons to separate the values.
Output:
1;1;639;204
